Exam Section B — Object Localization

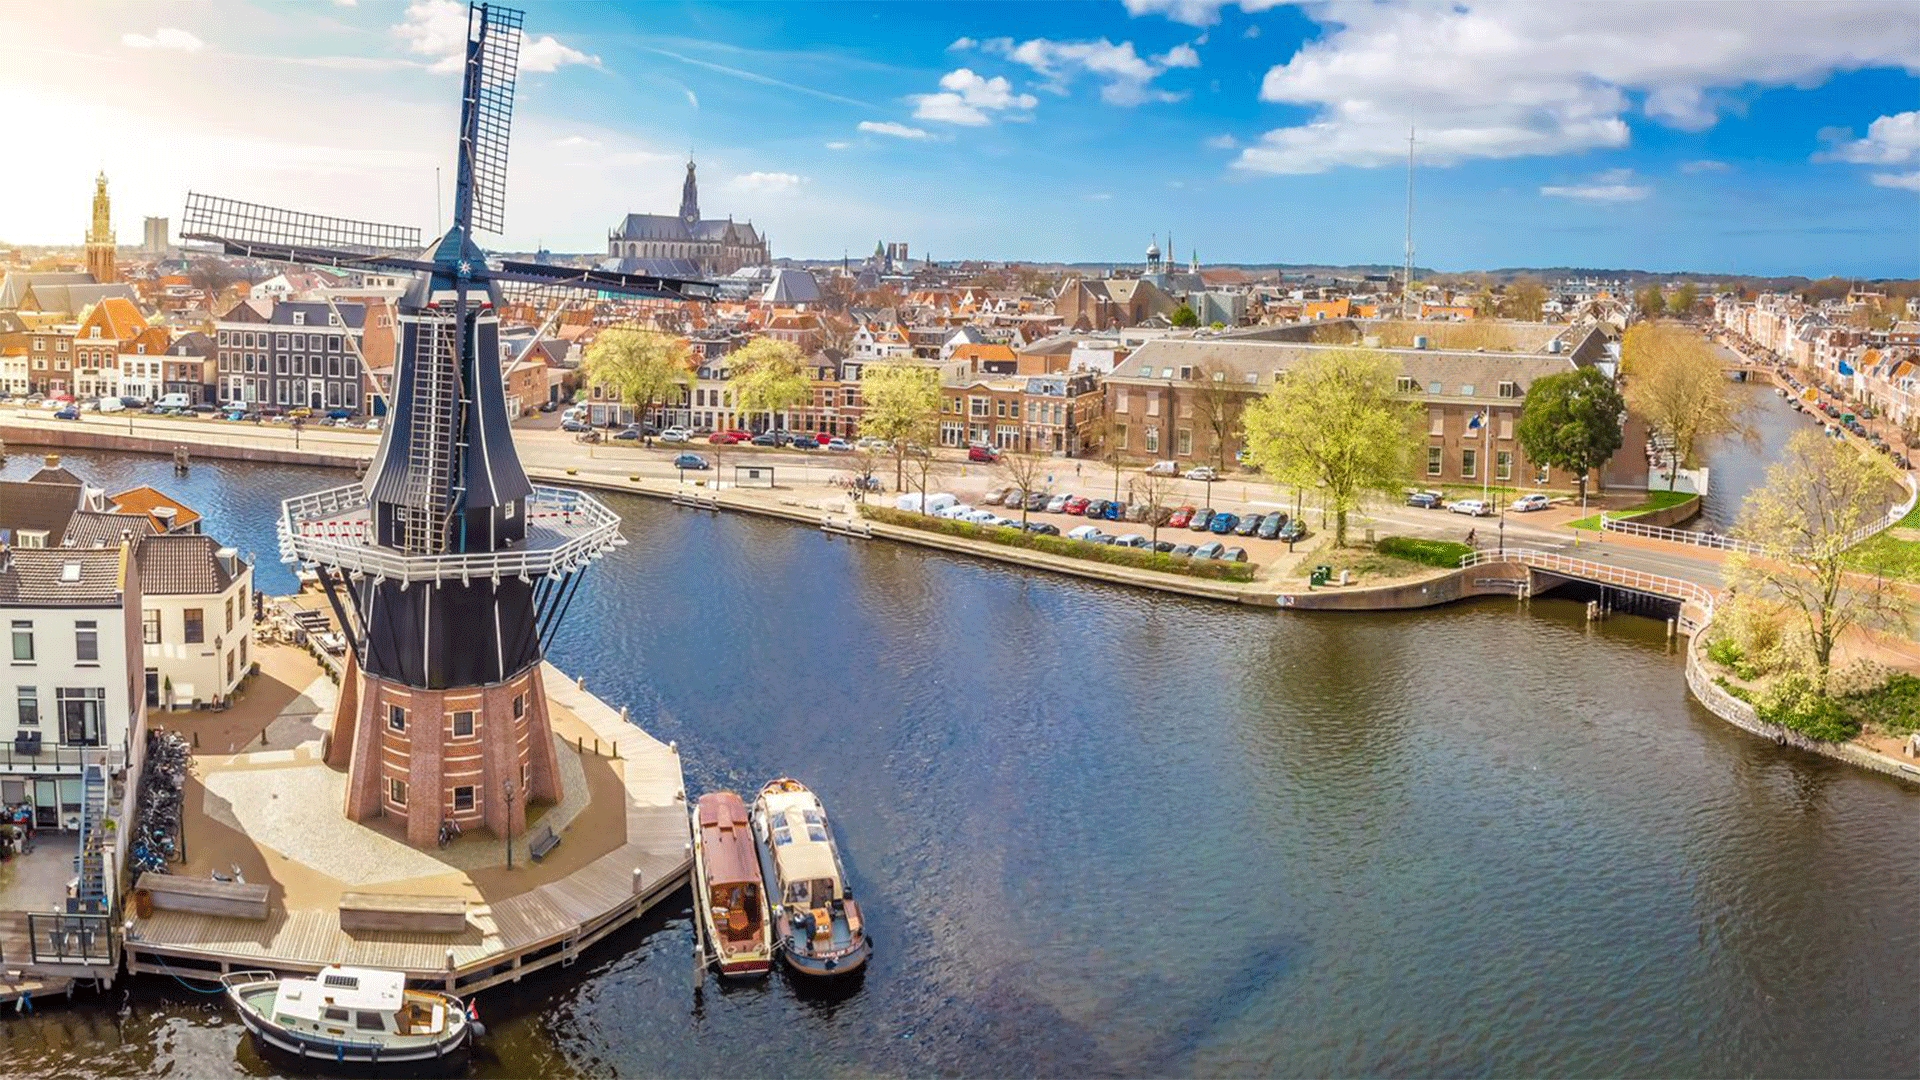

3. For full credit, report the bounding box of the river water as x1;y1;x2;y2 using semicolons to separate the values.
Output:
1689;355;1811;532
1;450;1915;1078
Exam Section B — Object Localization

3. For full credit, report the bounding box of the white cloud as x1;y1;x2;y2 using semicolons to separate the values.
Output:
982;37;1194;107
1817;111;1920;165
911;68;1037;125
1680;159;1730;174
1120;0;1283;28
1870;170;1920;191
727;172;808;193
825;140;851;150
949;37;978;51
1204;133;1238;149
395;0;597;75
122;28;204;52
554;135;601;149
1086;192;1113;201
1242;24;1261;39
1233;1;1920;175
1540;169;1651;202
683;88;699;109
858;120;934;140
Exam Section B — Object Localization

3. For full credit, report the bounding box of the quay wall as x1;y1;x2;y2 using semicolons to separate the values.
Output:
1633;494;1701;529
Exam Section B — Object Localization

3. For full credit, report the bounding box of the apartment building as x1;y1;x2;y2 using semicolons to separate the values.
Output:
214;299;393;412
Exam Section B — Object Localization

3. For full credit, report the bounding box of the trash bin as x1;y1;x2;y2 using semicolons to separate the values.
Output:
1310;565;1332;586
134;887;153;919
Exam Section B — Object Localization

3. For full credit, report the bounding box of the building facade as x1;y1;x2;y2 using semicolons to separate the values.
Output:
214;299;391;412
604;160;770;277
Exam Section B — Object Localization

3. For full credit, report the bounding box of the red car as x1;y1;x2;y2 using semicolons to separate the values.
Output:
707;431;744;444
968;444;1000;463
1168;505;1196;528
1064;496;1091;515
814;432;834;445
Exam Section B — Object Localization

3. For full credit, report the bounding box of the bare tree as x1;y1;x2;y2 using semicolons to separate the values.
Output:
995;449;1048;528
1189;361;1244;471
1134;468;1179;548
906;449;948;515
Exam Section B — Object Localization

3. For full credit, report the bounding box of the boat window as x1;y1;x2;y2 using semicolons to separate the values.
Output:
773;827;791;846
808;826;827;842
803;809;824;826
323;1006;351;1023
323;973;359;989
355;1011;386;1032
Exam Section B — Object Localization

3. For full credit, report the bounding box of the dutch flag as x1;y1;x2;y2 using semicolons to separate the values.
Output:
1468;412;1486;431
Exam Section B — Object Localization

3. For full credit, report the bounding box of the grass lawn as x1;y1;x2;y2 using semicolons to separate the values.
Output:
1289;546;1437;582
1568;489;1697;531
1848;501;1920;582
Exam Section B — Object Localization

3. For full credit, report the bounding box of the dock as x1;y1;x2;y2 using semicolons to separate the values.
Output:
120;646;691;995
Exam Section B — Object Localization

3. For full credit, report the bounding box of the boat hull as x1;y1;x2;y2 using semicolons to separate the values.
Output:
236;1006;472;1071
691;794;775;979
781;938;871;978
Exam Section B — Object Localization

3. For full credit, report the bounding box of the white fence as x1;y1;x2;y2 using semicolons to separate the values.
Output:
1599;515;1765;554
1844;473;1918;549
1458;548;1717;611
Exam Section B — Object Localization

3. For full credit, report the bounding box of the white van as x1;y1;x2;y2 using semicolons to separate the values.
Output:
155;392;192;410
1146;460;1179;476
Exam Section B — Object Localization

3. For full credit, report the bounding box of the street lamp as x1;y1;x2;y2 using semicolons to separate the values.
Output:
503;778;517;870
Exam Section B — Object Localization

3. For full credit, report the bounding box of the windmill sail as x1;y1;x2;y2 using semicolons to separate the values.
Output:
456;3;523;236
181;192;421;258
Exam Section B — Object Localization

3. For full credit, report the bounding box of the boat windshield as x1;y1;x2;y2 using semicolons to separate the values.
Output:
784;877;836;907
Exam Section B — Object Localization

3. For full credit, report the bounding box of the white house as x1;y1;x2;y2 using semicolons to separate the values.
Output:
135;536;253;709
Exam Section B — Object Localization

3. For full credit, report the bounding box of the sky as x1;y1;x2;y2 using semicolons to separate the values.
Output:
3;0;1918;278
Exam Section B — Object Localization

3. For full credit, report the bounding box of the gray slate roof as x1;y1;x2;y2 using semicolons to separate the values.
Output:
64;510;156;549
0;271;92;309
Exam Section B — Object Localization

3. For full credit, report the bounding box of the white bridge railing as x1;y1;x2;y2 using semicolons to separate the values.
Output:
1843;473;1918;549
1599;515;1766;554
1459;548;1718;612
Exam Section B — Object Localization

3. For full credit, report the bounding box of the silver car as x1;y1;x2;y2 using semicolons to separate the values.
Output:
1045;493;1073;514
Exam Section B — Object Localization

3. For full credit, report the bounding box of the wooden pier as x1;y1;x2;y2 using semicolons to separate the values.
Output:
121;658;691;995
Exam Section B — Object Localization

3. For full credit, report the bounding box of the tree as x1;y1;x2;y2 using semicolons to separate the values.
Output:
1636;285;1667;317
995;449;1048;529
1504;279;1547;321
1240;349;1422;546
1670;282;1699;317
1728;430;1911;680
1134;468;1179;549
904;447;948;515
1171;304;1199;328
1901;415;1920;452
858;361;940;490
582;326;691;429
188;257;242;309
726;337;811;434
1623;324;1750;489
1515;367;1624;509
1188;362;1243;471
1471;283;1499;318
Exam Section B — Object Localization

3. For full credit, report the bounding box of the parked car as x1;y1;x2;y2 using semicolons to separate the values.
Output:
1146;460;1179;476
1193;540;1225;559
1066;524;1104;541
982;487;1012;506
855;437;888;451
613;426;643;440
1169;543;1197;559
1407;490;1445;508
1102;501;1126;521
968;444;1000;463
813;432;834;445
1064;496;1091;515
562;417;590;432
788;438;815;451
1083;499;1109;519
1233;514;1262;537
1450;499;1493;517
751;432;782;447
707;431;743;444
1185;466;1219;481
325;408;353;420
1024;522;1060;536
962;509;999;525
826;438;853;452
1025;492;1050;512
1278;519;1306;543
1089;533;1118;545
1257;511;1287;540
1113;533;1149;548
1046;493;1073;514
1152;540;1177;553
95;397;125;413
660;427;691;443
1220;546;1249;562
1510;493;1550;512
1188;508;1215;531
53;405;80;420
672;453;709;470
1209;512;1239;535
1169;506;1196;528
933;503;975;520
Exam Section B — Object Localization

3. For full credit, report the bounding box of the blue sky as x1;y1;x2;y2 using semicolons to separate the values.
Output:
5;0;1918;276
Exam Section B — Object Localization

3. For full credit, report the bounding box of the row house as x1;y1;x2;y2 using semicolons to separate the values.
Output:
213;299;393;413
1103;338;1607;489
937;372;1103;454
70;298;151;399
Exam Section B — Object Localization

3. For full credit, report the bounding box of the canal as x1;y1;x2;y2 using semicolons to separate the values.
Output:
1689;347;1811;532
1;450;1915;1078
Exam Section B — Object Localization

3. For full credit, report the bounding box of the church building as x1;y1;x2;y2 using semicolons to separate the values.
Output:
603;159;769;278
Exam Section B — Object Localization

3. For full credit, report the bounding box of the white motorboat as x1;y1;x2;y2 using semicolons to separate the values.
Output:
222;965;481;1069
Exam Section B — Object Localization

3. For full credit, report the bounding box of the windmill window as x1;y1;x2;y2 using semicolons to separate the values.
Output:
388;705;405;733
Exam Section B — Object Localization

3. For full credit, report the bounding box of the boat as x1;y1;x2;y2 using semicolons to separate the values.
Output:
751;778;871;978
691;791;775;977
221;965;481;1069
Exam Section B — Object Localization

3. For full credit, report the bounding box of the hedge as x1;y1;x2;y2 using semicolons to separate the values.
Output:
861;505;1257;583
1374;536;1474;568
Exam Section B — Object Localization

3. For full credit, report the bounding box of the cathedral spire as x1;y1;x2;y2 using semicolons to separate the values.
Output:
679;158;699;226
86;171;117;283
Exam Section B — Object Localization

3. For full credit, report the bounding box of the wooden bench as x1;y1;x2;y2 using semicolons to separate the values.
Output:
528;822;560;862
339;892;467;934
136;873;269;920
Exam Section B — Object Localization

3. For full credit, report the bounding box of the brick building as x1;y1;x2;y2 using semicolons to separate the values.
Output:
214;299;393;412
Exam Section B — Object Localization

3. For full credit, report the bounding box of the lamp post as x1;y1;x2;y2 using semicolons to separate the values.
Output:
503;778;516;870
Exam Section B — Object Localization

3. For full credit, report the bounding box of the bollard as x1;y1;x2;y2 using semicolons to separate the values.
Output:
612;741;618;758
593;738;599;756
192;731;199;749
632;868;644;895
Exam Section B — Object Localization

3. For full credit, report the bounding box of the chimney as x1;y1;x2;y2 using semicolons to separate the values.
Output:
43;453;59;468
217;546;239;576
153;506;178;531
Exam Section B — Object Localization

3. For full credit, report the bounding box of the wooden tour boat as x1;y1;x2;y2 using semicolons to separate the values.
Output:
222;965;481;1069
691;791;775;977
751;778;871;978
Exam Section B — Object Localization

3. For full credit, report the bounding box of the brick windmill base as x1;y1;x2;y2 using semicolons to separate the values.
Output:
329;652;563;848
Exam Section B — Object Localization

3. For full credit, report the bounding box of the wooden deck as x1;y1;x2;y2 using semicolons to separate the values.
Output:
124;663;691;994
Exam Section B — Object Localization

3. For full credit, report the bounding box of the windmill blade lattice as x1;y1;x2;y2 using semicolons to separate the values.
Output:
459;3;523;236
181;192;422;256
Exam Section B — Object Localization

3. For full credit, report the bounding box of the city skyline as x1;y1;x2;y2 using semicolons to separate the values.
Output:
2;0;1917;277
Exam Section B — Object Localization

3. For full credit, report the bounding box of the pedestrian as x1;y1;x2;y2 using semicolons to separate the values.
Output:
1465;527;1477;546
1076;462;1083;478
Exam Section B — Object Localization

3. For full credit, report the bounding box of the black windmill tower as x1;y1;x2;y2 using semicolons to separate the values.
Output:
183;3;713;845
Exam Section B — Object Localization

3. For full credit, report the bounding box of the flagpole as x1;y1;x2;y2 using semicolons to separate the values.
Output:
1482;411;1490;507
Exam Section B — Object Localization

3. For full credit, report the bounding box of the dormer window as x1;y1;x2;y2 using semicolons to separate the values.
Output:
292;312;306;326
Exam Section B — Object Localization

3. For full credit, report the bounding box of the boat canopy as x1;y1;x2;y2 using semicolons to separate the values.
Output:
698;792;760;886
762;792;842;900
271;967;406;1022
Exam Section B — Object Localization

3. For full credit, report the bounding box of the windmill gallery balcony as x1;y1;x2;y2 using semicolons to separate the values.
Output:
277;485;625;585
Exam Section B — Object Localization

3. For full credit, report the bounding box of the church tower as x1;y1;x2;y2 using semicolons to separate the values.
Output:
85;172;117;283
679;159;700;227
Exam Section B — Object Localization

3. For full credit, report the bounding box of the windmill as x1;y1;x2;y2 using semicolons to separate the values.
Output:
182;3;701;847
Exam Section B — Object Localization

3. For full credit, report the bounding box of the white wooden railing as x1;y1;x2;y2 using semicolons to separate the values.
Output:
1599;515;1766;554
1843;473;1917;549
1458;547;1718;611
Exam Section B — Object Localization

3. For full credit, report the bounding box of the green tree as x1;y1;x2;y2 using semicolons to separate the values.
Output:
1515;367;1624;509
1171;304;1199;328
1503;279;1548;321
582;326;691;429
1622;324;1749;489
1636;285;1667;317
857;361;940;489
1240;349;1422;546
726;337;811;434
1728;429;1911;680
1669;282;1698;316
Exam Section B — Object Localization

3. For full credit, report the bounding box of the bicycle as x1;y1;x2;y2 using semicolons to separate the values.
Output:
438;819;462;848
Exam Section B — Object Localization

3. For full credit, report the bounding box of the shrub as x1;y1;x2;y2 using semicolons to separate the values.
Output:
1758;674;1862;743
1706;637;1745;669
861;505;1257;583
1841;671;1920;737
1374;536;1474;568
1713;677;1755;705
